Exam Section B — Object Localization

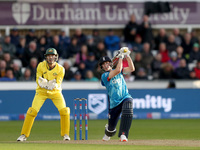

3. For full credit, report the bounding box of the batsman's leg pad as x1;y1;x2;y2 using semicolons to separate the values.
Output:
59;107;70;136
21;107;37;137
118;100;133;138
105;124;117;137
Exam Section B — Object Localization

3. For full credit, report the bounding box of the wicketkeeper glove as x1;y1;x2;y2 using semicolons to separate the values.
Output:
38;77;48;89
47;79;57;90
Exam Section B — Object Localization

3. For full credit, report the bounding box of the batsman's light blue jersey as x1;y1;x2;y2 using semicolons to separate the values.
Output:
101;71;132;109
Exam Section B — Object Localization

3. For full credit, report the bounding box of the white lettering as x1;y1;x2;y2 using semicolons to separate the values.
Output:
33;5;44;21
105;5;117;21
45;8;55;20
64;4;74;20
180;8;190;24
75;8;84;20
85;8;101;20
133;95;173;112
118;8;128;21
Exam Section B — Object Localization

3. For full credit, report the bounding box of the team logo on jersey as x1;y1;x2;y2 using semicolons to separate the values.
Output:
53;73;58;76
88;94;107;115
12;3;30;24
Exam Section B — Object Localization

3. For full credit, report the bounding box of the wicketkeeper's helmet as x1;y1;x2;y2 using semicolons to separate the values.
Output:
98;56;112;69
44;48;58;61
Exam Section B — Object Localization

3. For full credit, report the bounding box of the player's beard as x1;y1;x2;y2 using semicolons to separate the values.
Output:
46;57;56;65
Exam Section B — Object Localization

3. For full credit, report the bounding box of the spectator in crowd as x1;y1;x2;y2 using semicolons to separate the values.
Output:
44;29;53;46
85;52;98;71
189;70;198;80
77;61;87;79
3;52;13;68
154;28;168;50
63;61;74;81
175;58;189;79
25;29;37;46
168;51;180;70
138;15;154;47
13;62;22;81
166;34;178;53
123;72;134;82
158;43;170;63
0;60;6;78
28;57;38;80
159;62;175;79
59;29;70;49
151;53;162;79
123;14;138;44
85;70;99;81
92;29;102;46
135;67;148;80
95;41;107;61
176;46;184;60
22;41;43;67
167;80;176;88
193;60;200;79
2;35;16;58
130;34;143;53
10;28;20;47
73;28;87;46
64;37;79;58
16;36;26;61
70;70;83;81
173;28;183;46
21;68;34;81
86;35;96;53
181;33;193;59
0;44;3;58
75;44;88;66
133;52;146;76
37;36;48;56
0;67;16;81
50;35;64;57
104;29;120;56
189;43;200;63
190;29;199;44
93;64;102;80
141;42;154;75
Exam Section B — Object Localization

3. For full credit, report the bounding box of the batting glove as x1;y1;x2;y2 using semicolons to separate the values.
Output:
120;47;129;54
119;53;124;59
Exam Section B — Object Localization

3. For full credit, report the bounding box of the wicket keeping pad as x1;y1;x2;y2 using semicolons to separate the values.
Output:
21;107;37;137
59;107;70;136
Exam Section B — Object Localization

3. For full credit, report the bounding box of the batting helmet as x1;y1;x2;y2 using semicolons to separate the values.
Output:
98;56;111;68
44;48;58;61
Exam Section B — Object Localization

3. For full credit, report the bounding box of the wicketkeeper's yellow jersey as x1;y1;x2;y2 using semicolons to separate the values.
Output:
36;60;65;93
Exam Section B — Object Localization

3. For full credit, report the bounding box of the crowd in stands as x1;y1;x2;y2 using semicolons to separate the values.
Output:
0;14;200;82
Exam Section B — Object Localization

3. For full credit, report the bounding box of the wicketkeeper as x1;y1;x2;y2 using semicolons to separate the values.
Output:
17;48;70;141
99;47;135;142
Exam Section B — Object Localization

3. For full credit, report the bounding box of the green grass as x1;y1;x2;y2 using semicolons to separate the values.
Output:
0;119;200;150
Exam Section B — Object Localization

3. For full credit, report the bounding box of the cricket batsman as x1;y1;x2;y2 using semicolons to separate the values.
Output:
99;47;135;142
17;48;70;141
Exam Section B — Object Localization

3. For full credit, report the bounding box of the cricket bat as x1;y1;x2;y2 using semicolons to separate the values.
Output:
111;48;128;67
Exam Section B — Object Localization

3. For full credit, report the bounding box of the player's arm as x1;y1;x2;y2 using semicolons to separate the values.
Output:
56;67;65;86
108;55;123;79
36;63;43;85
123;56;135;74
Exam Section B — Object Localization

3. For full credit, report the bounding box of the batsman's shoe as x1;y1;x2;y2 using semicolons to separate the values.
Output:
120;135;128;142
17;134;27;142
102;134;110;141
63;134;70;141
